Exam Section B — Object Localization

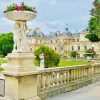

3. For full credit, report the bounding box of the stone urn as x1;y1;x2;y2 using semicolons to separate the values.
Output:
4;11;36;21
5;11;36;53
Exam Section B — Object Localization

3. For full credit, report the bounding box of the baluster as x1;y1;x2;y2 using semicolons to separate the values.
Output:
58;71;62;85
41;73;46;90
80;68;82;80
75;69;77;81
50;72;54;87
45;72;50;88
82;68;84;79
73;69;76;81
76;69;78;81
54;71;58;86
62;70;66;84
66;70;68;83
77;69;80;80
56;71;59;85
67;70;70;83
37;74;42;92
71;69;74;82
83;68;85;79
69;69;71;82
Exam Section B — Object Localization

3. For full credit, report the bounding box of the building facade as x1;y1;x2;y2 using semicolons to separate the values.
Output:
27;28;100;58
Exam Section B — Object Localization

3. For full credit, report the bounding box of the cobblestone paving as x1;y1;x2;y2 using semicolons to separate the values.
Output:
45;81;100;100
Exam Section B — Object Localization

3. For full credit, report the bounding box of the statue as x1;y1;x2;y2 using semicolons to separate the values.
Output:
39;53;45;69
12;21;30;53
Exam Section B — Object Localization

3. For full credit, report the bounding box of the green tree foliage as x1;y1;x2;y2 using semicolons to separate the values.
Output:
85;33;100;42
0;33;13;56
70;51;79;58
34;45;60;68
86;0;100;42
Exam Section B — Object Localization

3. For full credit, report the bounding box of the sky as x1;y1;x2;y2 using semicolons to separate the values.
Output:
0;0;93;34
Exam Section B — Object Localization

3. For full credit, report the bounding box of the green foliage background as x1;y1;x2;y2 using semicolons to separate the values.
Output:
34;45;60;68
85;0;100;42
0;32;13;56
70;51;79;58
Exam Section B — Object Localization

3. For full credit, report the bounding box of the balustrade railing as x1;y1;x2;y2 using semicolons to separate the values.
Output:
1;63;100;99
36;65;96;98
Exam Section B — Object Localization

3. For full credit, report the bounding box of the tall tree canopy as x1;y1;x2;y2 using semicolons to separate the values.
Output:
85;0;100;42
0;32;13;56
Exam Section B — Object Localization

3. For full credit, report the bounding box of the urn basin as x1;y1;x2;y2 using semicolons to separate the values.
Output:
4;11;36;21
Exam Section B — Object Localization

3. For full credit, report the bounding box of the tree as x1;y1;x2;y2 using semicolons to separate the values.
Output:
34;45;60;68
70;51;79;58
86;0;100;42
0;33;13;56
85;33;100;42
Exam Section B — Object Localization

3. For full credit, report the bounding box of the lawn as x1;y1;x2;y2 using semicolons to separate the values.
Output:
0;59;7;63
59;60;87;67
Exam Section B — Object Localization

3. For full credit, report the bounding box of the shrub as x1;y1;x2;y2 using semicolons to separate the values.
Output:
0;33;13;56
70;51;79;58
34;45;60;68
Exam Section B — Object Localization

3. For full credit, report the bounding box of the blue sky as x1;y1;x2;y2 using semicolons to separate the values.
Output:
0;0;93;34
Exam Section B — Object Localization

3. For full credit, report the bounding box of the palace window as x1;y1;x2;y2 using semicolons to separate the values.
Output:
92;47;94;50
77;39;79;42
55;47;57;51
84;46;87;50
30;47;32;52
78;46;80;51
72;46;74;51
60;47;63;50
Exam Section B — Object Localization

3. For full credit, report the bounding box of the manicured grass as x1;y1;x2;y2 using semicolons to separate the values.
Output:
0;67;4;72
0;59;7;63
59;60;87;67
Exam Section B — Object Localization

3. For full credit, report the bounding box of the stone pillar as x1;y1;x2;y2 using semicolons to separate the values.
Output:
1;53;41;100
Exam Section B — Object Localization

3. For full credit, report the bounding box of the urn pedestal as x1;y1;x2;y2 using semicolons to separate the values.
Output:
0;11;41;100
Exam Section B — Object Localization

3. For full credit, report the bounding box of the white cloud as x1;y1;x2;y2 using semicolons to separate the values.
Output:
0;0;93;33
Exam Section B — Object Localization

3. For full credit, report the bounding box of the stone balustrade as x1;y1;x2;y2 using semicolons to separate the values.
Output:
31;64;100;99
0;63;100;100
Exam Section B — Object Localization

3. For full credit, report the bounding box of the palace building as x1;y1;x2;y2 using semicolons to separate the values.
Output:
27;27;100;58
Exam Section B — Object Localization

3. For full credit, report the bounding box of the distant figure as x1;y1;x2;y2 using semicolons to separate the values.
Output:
39;53;45;69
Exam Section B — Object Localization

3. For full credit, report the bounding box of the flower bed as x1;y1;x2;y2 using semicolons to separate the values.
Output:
4;2;37;13
84;48;96;57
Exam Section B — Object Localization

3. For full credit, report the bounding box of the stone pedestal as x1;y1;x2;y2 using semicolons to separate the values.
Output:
1;53;41;100
3;8;39;100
